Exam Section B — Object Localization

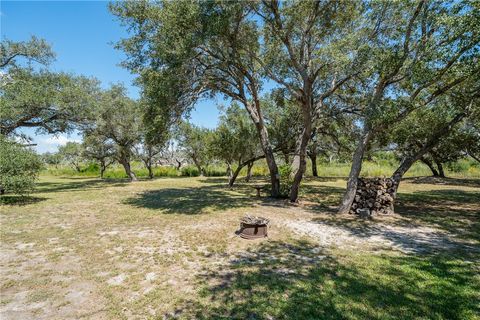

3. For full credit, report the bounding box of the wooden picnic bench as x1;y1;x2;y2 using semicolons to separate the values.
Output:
252;184;267;197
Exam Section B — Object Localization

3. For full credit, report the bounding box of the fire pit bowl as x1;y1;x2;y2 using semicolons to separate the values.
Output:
237;216;269;239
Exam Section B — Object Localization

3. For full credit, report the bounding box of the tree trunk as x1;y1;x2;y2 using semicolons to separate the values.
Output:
436;161;445;178
229;165;242;188
467;150;480;163
142;159;154;179
420;157;439;176
392;156;417;191
147;164;153;179
100;160;106;179
229;155;265;188
283;152;290;165
226;162;233;179
246;161;254;182
120;159;137;181
392;111;467;195
289;108;312;202
244;102;280;198
338;130;372;214
192;158;204;177
430;150;445;177
309;152;318;177
264;146;280;197
175;159;182;170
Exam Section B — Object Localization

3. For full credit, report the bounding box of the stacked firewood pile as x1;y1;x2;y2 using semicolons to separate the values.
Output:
240;215;270;226
350;177;397;215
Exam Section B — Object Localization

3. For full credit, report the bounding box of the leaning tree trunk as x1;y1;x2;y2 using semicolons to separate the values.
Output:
229;165;243;188
392;111;467;197
244;101;280;198
420;157;439;176
338;130;373;214
289;107;312;202
392;156;418;195
245;161;254;182
120;159;137;181
229;155;264;188
467;150;480;163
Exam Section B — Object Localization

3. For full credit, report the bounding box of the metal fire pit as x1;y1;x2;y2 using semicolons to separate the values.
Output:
237;216;269;239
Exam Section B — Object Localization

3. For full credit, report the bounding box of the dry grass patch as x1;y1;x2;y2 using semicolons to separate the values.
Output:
1;175;479;319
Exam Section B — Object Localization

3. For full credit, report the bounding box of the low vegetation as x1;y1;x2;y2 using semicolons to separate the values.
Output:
40;158;480;180
1;174;479;319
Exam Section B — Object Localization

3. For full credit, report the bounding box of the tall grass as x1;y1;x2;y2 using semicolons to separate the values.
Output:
313;160;480;178
313;161;433;178
44;162;179;179
42;158;480;179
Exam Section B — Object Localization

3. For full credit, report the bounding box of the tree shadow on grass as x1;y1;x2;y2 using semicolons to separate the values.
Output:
123;184;257;214
395;189;480;243
310;216;479;254
173;240;479;319
306;188;480;253
303;176;347;182
0;195;48;206
404;176;480;188
197;177;231;184
398;188;480;206
35;178;128;193
300;183;346;214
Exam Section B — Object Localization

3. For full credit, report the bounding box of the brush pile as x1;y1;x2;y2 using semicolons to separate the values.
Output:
350;177;397;215
240;215;269;226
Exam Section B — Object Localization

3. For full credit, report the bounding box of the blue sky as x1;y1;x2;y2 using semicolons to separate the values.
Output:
1;0;221;153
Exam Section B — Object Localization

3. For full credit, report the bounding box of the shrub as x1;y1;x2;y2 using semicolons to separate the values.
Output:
181;166;200;177
447;159;471;173
153;166;179;177
180;165;226;177
204;166;226;177
0;138;43;195
82;162;99;173
103;169;128;179
278;165;294;198
251;165;269;177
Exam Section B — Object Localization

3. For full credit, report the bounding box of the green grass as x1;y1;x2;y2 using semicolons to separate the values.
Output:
1;175;479;319
191;244;479;320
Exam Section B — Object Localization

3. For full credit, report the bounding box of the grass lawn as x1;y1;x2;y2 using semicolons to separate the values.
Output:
1;175;479;319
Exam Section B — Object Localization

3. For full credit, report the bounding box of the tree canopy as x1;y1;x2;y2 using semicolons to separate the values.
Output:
0;37;100;137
